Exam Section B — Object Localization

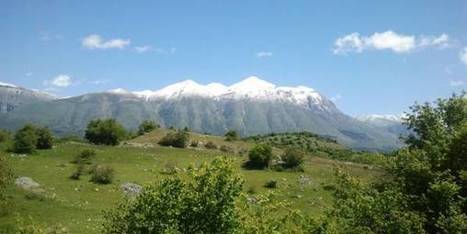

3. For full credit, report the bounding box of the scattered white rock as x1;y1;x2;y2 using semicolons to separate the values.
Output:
15;177;40;191
121;182;142;197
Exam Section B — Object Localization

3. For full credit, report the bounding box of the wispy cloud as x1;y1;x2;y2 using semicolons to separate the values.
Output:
459;47;467;66
134;45;152;53
333;31;450;54
25;72;33;77
45;74;73;87
82;34;130;50
256;51;273;58
330;94;342;102
450;80;465;87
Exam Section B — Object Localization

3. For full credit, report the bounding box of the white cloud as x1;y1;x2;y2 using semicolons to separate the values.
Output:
49;74;72;87
330;94;342;102
459;47;467;66
134;45;152;53
256;51;273;58
82;34;130;49
333;31;450;54
450;80;465;87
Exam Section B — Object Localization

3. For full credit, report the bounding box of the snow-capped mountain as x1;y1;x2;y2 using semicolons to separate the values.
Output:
0;77;404;151
356;114;404;123
0;82;55;113
131;76;328;110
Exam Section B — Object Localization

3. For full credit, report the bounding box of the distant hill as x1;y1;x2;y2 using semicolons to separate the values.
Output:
0;77;405;151
0;82;55;113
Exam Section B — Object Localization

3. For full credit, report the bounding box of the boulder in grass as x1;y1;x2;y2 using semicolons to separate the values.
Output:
15;177;40;191
120;182;142;197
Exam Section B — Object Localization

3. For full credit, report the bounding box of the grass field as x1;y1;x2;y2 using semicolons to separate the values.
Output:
0;131;381;233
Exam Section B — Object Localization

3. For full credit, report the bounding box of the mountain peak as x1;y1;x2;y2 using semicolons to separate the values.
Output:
0;81;18;88
230;76;275;90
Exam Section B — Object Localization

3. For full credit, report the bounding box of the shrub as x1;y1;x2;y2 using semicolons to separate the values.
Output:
12;124;38;154
85;119;126;145
282;148;305;169
70;164;84;180
158;131;189;148
35;127;53;149
0;154;12;216
264;180;278;189
0;129;11;143
137;120;159;135
220;145;234;153
103;158;243;233
90;165;114;184
71;149;96;164
190;140;199;147
204;141;217;149
246;144;273;169
224;130;239;141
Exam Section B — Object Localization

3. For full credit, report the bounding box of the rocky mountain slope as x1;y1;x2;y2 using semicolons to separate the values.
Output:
0;77;405;151
0;82;55;113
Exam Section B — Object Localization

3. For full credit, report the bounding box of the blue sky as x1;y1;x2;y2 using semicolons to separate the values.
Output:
1;0;466;116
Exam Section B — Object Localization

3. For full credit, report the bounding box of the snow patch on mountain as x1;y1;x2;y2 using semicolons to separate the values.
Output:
0;81;18;88
132;76;326;108
357;114;404;122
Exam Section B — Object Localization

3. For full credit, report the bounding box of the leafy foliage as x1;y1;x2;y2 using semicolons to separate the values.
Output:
84;119;126;145
281;148;305;169
0;154;13;216
224;130;239;141
35;127;54;149
71;149;96;165
204;141;218;149
158;130;189;148
103;157;243;233
137;120;159;135
321;93;467;233
12;124;38;154
90;165;114;184
245;144;273;169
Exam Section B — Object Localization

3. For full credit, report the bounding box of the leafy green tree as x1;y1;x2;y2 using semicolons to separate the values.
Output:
246;144;273;169
84;119;126;145
0;129;11;143
282;148;305;169
35;127;53;149
12;124;38;154
321;93;467;233
224;130;239;141
103;157;243;233
137;120;159;135
158;130;189;148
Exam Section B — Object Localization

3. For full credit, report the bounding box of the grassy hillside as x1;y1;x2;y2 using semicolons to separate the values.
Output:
0;130;381;233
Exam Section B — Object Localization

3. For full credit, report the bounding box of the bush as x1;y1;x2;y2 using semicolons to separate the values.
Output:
158;131;189;148
70;164;84;180
220;145;234;153
103;158;243;233
35;127;53;149
85;119;126;145
12;124;38;154
264;180;278;189
282;148;305;169
246;144;273;169
224;130;239;141
204;141;217;149
90;165;114;184
190;140;199;147
137;120;159;135
0;154;12;216
71;149;96;164
0;129;11;143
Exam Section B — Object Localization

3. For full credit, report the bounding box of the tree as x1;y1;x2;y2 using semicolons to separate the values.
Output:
35;127;53;149
281;148;304;169
137;120;159;135
103;157;243;233
85;119;126;145
246;144;273;169
158;130;189;148
12;124;38;154
320;93;467;233
224;130;239;141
